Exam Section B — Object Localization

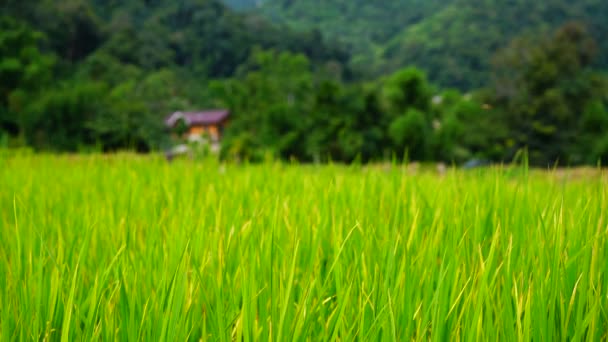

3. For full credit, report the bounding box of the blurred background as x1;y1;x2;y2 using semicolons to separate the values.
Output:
1;0;607;166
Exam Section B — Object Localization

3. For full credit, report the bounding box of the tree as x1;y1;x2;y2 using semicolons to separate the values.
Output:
381;67;433;160
214;49;314;160
581;100;608;164
431;91;504;163
45;0;104;62
0;16;55;136
22;81;107;151
382;67;432;117
488;22;608;165
388;109;429;160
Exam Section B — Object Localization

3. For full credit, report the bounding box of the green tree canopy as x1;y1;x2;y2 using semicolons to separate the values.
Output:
488;22;608;165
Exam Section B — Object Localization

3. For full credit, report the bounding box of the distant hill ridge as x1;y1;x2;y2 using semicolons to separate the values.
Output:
223;0;608;89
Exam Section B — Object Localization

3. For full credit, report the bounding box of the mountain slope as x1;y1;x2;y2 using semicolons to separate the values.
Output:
236;0;608;89
223;0;265;10
261;0;447;54
379;0;608;89
5;0;349;78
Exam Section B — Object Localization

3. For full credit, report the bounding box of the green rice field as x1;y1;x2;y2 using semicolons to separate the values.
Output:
1;153;607;340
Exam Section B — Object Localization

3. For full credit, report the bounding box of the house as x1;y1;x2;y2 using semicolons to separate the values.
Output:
165;109;230;143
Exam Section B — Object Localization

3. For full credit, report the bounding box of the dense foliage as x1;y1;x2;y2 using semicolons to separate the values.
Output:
249;0;608;89
1;1;607;166
211;24;608;165
486;22;608;165
2;154;607;339
0;0;348;152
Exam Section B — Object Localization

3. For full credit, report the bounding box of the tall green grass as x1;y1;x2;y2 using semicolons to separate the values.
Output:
0;153;607;340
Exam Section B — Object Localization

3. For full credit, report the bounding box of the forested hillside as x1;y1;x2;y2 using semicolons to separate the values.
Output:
245;0;608;89
1;0;348;151
223;0;265;10
4;0;347;77
2;1;608;166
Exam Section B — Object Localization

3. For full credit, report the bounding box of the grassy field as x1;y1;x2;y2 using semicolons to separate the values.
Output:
1;153;607;341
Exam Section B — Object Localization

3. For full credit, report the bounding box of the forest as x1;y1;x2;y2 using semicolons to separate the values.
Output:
1;0;608;166
245;0;608;89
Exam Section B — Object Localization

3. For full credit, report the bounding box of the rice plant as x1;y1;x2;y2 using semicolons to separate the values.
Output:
0;153;606;340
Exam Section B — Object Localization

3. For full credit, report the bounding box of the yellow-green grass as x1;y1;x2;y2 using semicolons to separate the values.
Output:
1;153;607;340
